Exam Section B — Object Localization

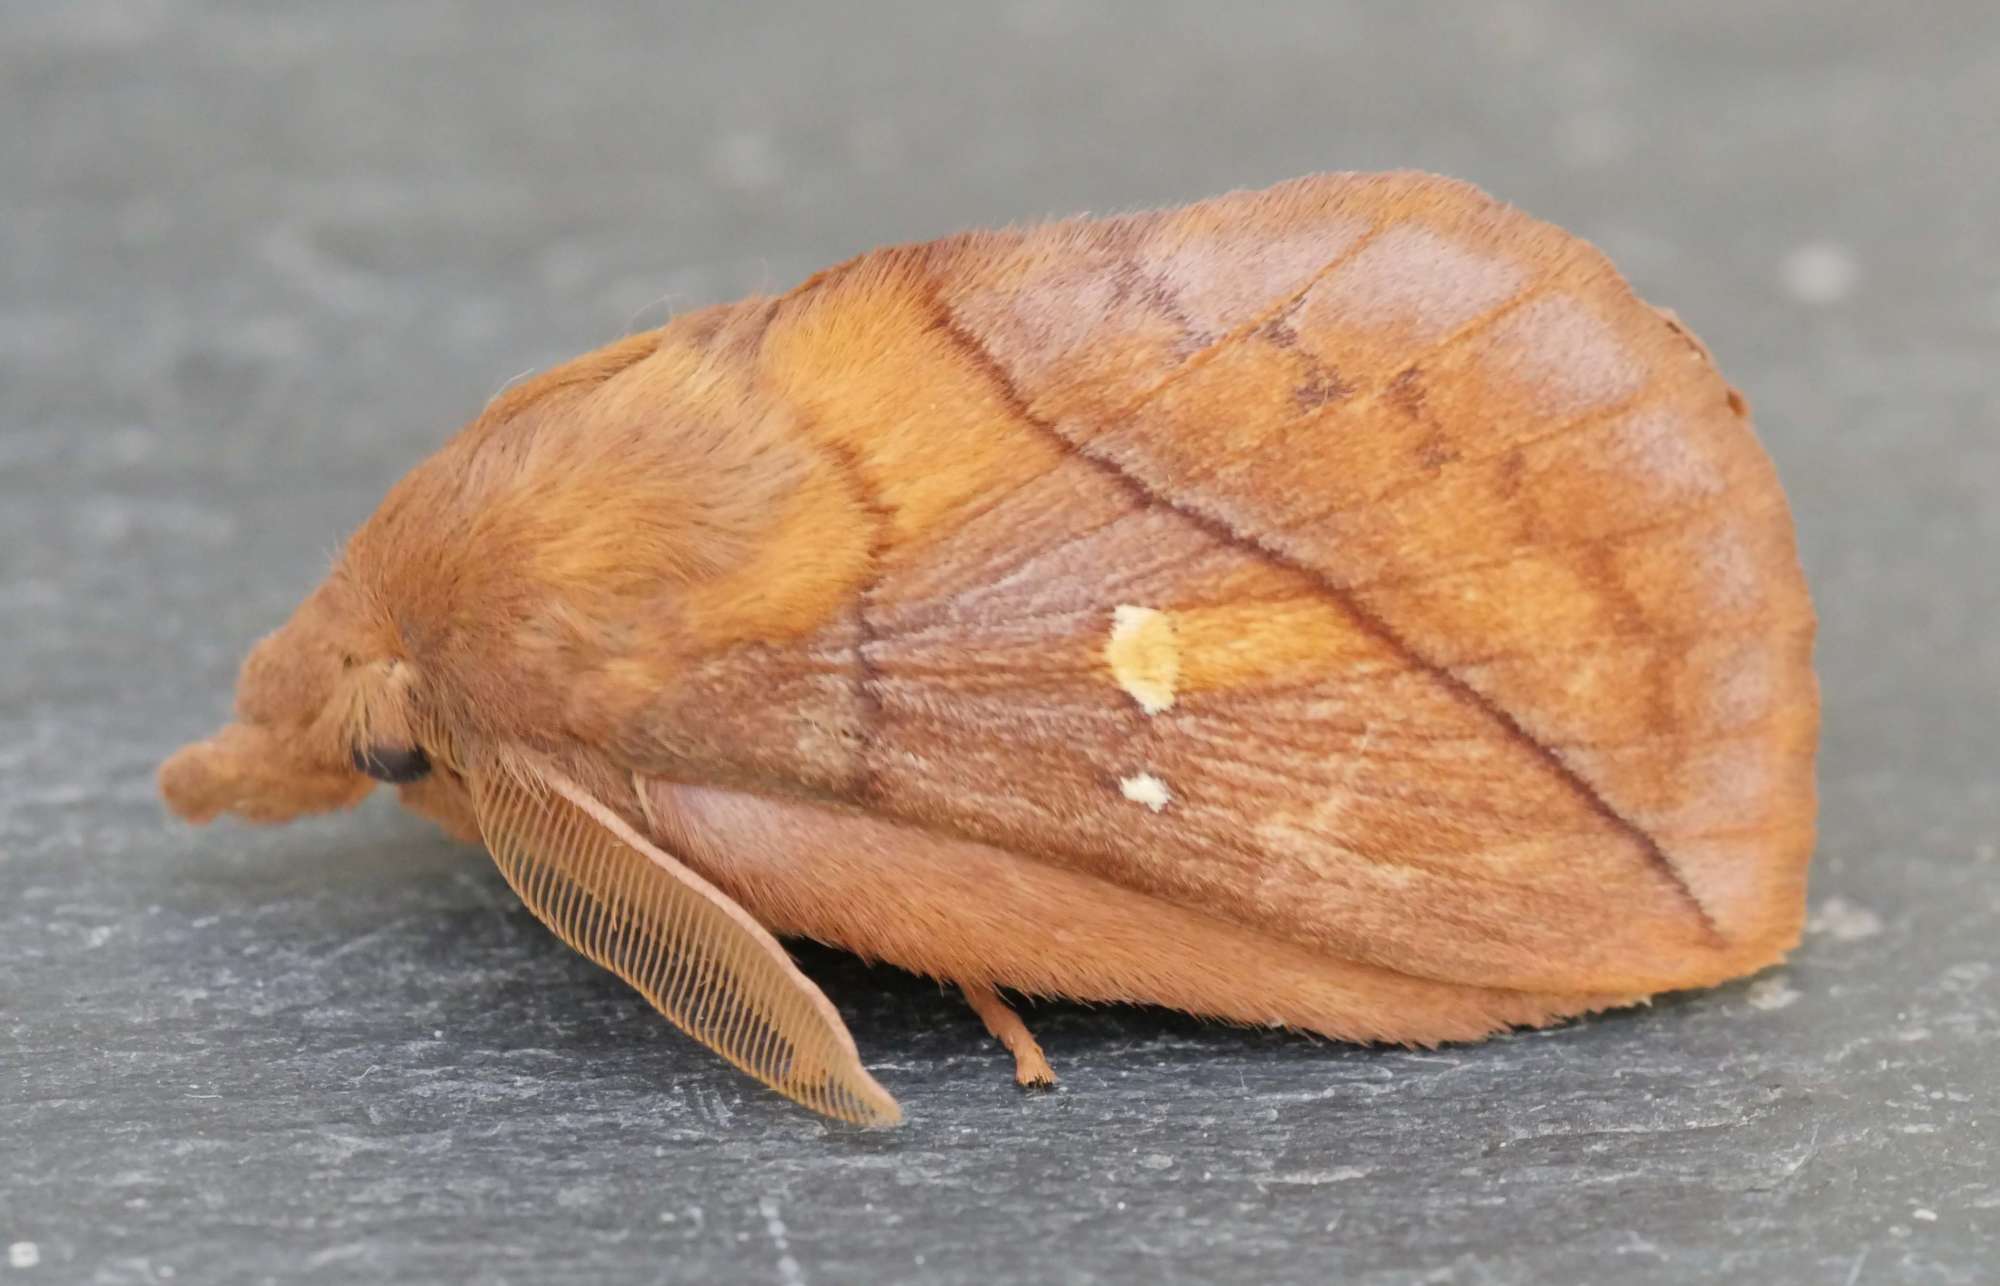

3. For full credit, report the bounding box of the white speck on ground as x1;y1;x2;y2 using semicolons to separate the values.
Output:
1557;110;1630;166
709;130;783;191
1781;241;1858;304
759;1197;804;1286
302;1244;370;1270
7;1242;39;1269
1808;897;1884;941
1255;1167;1372;1187
104;425;157;464
1747;976;1802;1011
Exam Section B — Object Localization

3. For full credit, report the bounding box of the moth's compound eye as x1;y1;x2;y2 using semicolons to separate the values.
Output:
352;743;431;784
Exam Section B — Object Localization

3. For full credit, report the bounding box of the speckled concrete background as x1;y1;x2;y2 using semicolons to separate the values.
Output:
4;3;1995;1283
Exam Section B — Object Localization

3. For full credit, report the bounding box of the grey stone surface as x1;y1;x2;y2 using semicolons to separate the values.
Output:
4;2;1996;1282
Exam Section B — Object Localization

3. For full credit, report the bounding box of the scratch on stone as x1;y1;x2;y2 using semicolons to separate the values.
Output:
1252;1167;1372;1189
758;1196;806;1286
1749;1124;1821;1241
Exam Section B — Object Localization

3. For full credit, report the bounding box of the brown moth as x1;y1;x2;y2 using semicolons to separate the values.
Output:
159;171;1819;1126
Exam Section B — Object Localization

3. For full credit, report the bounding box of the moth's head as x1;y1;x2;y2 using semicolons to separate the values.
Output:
157;572;479;840
158;312;774;840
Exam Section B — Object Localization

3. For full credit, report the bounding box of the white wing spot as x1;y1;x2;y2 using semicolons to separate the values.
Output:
1106;605;1179;715
1119;772;1172;812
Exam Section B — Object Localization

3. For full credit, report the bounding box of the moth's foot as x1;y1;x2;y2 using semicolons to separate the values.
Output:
960;981;1056;1088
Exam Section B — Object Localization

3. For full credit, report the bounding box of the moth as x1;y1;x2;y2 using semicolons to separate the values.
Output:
159;171;1819;1126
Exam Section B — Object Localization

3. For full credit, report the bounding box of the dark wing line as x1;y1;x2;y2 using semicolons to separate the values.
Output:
806;436;894;802
737;309;898;803
920;281;1724;942
1343;476;1756;596
1085;220;1390;427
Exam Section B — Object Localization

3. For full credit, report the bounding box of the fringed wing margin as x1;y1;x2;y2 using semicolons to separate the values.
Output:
469;764;901;1127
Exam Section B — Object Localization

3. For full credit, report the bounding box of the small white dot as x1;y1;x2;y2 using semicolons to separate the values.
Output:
708;130;782;191
1806;897;1883;941
1745;975;1801;1011
1780;242;1857;305
1119;773;1172;812
1913;1208;1938;1222
1557;111;1630;166
7;1242;40;1269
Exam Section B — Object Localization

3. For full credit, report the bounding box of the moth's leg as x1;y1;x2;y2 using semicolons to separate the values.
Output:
960;982;1056;1088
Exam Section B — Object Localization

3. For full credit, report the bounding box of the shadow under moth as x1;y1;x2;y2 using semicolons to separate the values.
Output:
159;171;1819;1126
